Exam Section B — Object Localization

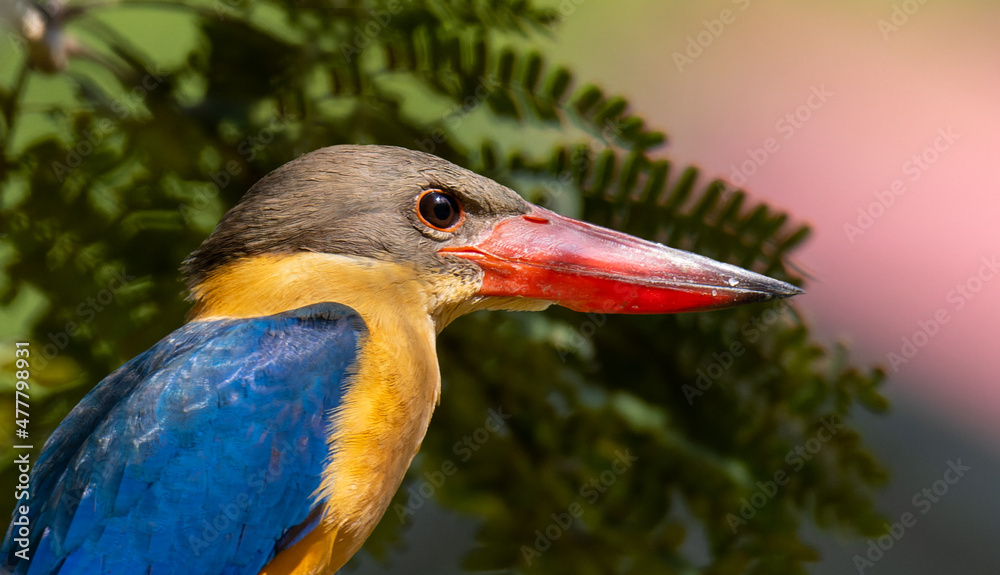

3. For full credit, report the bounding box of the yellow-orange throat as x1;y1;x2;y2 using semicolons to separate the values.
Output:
192;253;445;573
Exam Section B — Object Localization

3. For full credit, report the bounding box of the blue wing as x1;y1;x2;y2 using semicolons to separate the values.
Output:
1;303;366;575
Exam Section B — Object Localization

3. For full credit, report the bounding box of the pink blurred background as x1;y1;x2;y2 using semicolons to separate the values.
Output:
547;0;1000;441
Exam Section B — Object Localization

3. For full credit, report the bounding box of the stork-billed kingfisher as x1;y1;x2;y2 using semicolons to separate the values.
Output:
2;145;801;574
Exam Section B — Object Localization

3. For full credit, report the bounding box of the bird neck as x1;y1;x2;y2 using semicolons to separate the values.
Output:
188;251;486;331
190;252;445;571
187;250;446;461
190;252;421;319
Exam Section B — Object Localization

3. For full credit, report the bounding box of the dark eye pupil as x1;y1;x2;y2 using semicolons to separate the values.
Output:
432;197;452;222
419;191;460;229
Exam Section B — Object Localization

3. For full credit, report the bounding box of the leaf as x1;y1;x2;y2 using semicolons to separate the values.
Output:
0;2;887;573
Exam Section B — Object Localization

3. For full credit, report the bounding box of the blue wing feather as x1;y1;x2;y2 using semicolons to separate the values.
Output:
2;303;366;575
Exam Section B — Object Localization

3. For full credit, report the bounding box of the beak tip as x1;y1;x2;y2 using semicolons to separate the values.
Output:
755;278;805;301
776;282;805;298
726;275;803;307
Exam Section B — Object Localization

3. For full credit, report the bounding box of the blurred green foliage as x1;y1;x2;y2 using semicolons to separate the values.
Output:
0;1;888;573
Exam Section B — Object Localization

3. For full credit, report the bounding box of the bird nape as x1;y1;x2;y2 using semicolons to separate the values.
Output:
2;145;802;574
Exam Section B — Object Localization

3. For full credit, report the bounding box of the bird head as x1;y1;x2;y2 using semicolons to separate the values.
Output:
183;145;802;328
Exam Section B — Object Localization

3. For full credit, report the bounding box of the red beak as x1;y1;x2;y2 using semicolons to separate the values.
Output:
440;206;803;314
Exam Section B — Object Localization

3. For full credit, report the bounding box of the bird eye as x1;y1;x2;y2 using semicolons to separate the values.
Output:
417;189;463;231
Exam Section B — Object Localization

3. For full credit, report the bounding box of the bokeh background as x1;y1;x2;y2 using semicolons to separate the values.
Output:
549;0;1000;439
1;0;997;573
350;1;1000;572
